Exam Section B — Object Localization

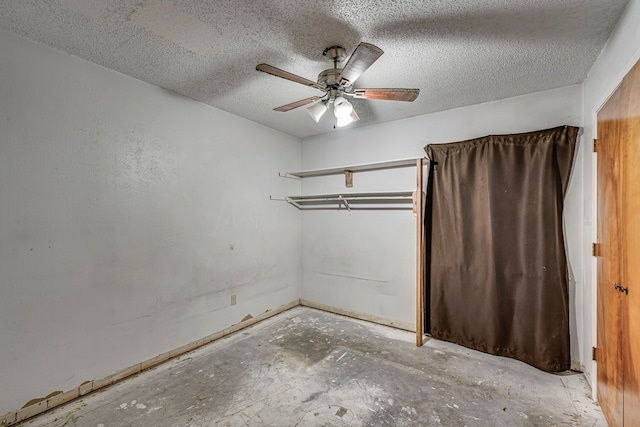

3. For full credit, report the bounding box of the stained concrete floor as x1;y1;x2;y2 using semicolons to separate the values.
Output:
20;307;605;426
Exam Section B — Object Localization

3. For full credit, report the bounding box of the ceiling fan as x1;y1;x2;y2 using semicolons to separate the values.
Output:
256;43;420;127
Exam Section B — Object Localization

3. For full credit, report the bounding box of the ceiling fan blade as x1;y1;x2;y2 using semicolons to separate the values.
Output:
257;64;326;91
337;42;384;86
353;88;420;102
274;96;322;112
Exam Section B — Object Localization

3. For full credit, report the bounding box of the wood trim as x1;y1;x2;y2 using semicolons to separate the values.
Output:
344;170;353;187
300;299;415;332
416;158;425;346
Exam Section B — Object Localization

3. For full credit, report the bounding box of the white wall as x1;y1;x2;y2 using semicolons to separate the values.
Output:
581;0;640;395
301;84;584;361
0;30;301;414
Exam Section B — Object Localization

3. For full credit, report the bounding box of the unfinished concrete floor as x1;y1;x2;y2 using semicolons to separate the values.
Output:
20;307;605;426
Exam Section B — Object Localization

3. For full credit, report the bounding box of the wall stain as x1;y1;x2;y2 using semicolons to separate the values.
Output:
319;271;388;284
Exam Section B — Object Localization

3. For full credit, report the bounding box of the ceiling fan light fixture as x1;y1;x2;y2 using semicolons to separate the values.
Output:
307;101;328;123
257;42;420;130
333;96;353;119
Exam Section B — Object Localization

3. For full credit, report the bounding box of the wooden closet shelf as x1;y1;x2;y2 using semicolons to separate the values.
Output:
280;158;427;178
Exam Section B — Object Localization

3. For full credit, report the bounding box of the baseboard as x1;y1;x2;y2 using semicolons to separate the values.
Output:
300;299;415;332
570;359;584;373
0;299;301;426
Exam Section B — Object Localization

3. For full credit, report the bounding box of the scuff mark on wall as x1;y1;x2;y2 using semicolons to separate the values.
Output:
318;271;388;284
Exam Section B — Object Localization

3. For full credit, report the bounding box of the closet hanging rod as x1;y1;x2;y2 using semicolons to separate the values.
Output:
290;191;414;200
289;206;413;211
271;191;415;211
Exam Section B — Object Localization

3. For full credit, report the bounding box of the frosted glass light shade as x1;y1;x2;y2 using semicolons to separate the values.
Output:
336;115;354;127
307;101;328;122
333;96;353;118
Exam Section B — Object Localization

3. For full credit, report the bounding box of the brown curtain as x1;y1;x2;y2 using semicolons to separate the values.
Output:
424;126;578;372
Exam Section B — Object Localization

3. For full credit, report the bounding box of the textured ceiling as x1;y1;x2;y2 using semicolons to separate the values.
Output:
0;0;630;138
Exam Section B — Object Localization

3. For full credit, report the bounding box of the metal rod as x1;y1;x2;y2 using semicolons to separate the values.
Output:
287;198;303;210
293;206;413;211
292;197;412;204
339;195;351;212
289;194;413;202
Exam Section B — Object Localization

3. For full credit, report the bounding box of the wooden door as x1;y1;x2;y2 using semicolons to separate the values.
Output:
621;59;640;427
597;59;640;427
597;83;625;427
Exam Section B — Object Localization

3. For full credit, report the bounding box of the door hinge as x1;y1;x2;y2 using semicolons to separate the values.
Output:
593;138;598;153
592;243;602;257
592;347;598;361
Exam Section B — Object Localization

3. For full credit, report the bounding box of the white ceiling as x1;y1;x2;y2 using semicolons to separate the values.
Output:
0;0;630;138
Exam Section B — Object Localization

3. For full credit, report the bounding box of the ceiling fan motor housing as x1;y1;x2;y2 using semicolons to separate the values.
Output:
317;68;344;88
319;46;349;90
322;46;347;63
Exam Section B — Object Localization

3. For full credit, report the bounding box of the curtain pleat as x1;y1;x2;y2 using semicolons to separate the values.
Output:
424;126;578;372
